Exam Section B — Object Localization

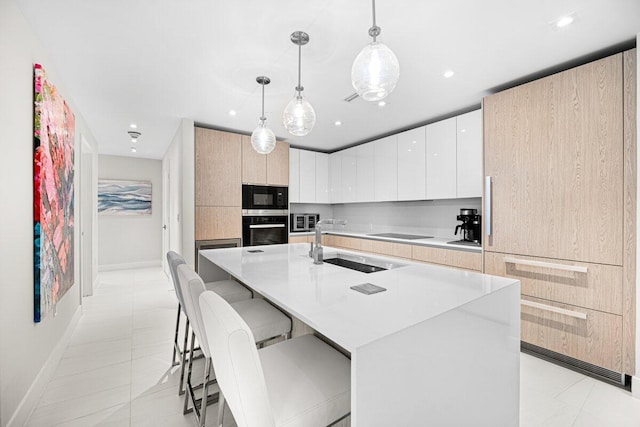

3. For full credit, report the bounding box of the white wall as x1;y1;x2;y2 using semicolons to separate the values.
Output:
0;1;99;424
98;155;163;270
635;33;640;397
162;119;195;267
332;198;482;238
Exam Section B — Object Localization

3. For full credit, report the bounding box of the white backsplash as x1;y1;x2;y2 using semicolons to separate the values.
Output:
331;198;482;239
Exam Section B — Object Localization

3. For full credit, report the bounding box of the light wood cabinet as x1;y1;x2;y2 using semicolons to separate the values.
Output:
456;110;483;198
521;295;622;372
289;235;313;244
426;117;457;200
411;245;482;272
195;206;242;240
397;127;426;200
242;138;289;186
484;54;623;265
195;128;242;207
360;239;412;259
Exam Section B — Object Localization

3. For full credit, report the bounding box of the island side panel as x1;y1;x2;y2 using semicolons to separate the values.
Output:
352;283;520;427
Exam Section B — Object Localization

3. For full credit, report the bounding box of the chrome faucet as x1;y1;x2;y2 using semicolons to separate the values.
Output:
310;219;347;264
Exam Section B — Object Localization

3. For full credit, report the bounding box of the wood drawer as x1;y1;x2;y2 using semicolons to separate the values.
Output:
289;235;312;244
484;252;622;315
323;235;362;250
521;295;622;372
360;239;412;259
412;245;482;271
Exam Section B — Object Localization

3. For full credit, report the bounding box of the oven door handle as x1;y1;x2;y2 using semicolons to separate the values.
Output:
249;224;286;229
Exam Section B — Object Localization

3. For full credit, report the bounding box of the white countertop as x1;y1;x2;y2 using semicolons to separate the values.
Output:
290;229;482;252
200;243;517;352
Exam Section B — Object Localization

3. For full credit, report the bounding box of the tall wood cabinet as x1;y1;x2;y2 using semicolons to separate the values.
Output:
241;138;289;186
195;128;242;240
483;50;636;376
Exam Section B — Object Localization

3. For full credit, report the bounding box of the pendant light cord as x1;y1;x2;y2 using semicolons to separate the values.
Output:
260;82;265;121
296;43;303;94
369;0;381;42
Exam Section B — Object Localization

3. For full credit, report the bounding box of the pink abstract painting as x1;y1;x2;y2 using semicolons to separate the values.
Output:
33;63;75;323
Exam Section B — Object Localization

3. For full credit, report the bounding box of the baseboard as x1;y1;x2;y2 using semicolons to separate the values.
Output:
7;306;82;427
633;376;640;399
98;260;161;271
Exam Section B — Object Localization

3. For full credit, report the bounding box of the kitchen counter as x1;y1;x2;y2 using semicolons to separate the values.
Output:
290;229;482;252
199;243;519;426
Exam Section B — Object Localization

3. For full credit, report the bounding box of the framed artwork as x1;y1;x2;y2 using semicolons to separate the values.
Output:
98;180;152;215
33;63;76;323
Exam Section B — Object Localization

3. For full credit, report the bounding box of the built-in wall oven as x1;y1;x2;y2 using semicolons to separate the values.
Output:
242;185;288;247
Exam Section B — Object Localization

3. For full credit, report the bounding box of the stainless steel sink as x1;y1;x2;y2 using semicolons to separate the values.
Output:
323;252;407;273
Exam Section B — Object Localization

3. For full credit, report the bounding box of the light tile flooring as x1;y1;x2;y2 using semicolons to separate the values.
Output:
25;267;640;427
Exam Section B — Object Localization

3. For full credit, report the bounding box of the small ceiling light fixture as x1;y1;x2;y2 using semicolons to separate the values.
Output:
378;101;387;107
128;131;141;143
131;147;137;153
334;120;342;126
229;110;237;116
351;0;400;102
129;123;138;129
443;70;455;78
283;31;316;136
556;15;574;28
251;76;276;154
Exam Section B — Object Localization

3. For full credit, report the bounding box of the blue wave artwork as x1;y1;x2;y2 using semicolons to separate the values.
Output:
98;180;152;215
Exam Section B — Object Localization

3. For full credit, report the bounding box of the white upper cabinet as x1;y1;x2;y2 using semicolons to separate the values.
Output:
456;110;482;198
289;148;300;203
397;127;426;200
329;152;342;203
316;152;330;203
357;142;375;202
374;135;398;201
341;147;358;202
298;149;316;203
426;117;457;199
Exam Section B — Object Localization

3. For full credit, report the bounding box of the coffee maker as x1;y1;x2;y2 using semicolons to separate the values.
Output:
452;208;482;246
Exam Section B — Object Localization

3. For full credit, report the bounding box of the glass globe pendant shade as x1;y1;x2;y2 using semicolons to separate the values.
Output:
351;41;400;102
251;119;276;154
283;94;316;136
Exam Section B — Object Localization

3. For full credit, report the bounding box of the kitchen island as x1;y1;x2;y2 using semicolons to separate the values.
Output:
199;243;520;426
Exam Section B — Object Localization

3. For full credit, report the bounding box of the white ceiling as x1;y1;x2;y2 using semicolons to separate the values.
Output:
16;0;640;159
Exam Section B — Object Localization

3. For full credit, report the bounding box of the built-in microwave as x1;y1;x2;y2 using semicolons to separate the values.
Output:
242;185;288;212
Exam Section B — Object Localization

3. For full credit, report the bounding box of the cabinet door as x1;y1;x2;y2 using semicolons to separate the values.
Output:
397;127;426;200
316;152;330;203
241;136;267;184
195;128;242;207
456;110;482;198
426;118;457;199
266;141;289;186
357;143;375;202
341;147;358;202
484;54;623;265
195;206;242;240
329;152;342;203
289;148;300;203
374;135;398;201
299;150;316;203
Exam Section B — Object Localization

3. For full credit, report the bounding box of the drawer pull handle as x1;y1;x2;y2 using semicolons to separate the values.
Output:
521;300;588;320
504;257;588;273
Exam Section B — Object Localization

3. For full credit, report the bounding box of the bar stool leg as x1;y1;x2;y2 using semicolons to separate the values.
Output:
178;318;191;395
217;391;226;427
171;304;182;366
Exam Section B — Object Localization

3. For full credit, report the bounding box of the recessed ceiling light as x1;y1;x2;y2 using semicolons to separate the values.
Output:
131;147;137;153
443;70;455;78
378;101;387;107
460;129;467;133
335;121;342;126
129;123;137;129
556;15;574;28
229;110;237;116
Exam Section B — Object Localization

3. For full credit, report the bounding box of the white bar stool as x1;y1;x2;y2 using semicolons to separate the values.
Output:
199;289;351;427
177;264;292;427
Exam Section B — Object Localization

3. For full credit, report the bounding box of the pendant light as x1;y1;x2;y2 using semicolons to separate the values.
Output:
351;0;400;102
251;76;276;154
282;31;316;136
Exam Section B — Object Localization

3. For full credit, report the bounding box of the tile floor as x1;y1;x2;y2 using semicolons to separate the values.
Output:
25;267;640;427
